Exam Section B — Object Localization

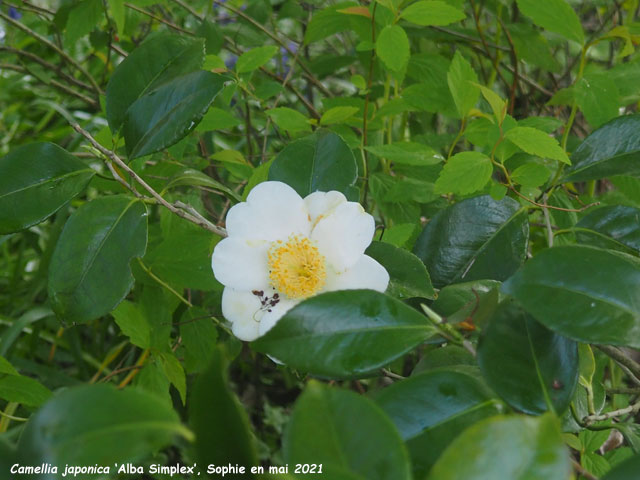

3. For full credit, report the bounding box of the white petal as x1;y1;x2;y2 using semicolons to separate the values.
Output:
225;181;310;241
311;201;375;272
211;237;270;290
304;190;347;227
325;255;389;293
257;297;300;337
221;288;263;341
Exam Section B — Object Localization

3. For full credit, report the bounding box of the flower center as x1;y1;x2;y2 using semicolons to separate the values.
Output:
268;235;326;299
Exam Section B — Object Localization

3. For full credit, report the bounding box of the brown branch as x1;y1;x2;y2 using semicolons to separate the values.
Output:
72;124;228;237
125;3;193;35
508;185;600;212
583;399;640;426
497;16;518;114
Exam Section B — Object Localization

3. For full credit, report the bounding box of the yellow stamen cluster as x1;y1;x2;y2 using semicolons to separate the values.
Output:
268;235;326;299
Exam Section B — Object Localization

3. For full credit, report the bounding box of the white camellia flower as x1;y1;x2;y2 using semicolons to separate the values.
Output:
211;181;389;341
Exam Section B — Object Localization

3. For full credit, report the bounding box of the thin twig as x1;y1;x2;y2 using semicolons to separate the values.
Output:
125;3;193;35
381;368;405;381
497;16;518;114
583;399;640;426
72;124;228;237
0;63;99;107
0;46;94;92
169;0;203;20
361;1;377;208
571;459;598;480
597;345;640;385
508;185;600;212
0;11;102;95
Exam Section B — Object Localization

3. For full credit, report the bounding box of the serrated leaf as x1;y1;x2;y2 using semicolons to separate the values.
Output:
266;107;312;133
236;45;279;74
505;126;570;165
400;0;465;26
112;300;150;349
376;25;410;72
516;0;584;45
365;142;442;166
435;151;493;195
447;51;479;117
320;106;360;125
510;163;551;187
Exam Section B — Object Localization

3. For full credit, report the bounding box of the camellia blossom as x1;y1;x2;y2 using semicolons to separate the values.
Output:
211;181;389;341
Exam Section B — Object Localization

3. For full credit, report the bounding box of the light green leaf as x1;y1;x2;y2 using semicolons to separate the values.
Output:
0;355;18;376
447;51;479;117
365;142;442;166
376;25;410;72
400;0;465;26
236;45;279;74
510;163;551;187
0;375;51;407
112;300;150;349
266;107;312;133
435;151;493;195
320;106;360;125
516;0;584;45
474;83;507;123
504;126;570;165
196;107;242;131
157;351;186;405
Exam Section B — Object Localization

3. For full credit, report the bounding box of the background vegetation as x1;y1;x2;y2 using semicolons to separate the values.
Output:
1;0;640;478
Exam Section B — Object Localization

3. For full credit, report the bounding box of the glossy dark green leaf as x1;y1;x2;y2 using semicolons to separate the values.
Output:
17;385;187;474
48;195;148;324
414;195;529;288
374;369;502;478
253;290;437;379
478;300;578;414
365;241;435;299
106;33;206;131
575;205;640;254
189;347;257;479
284;380;411;480
563;114;640;182
0;143;94;234
123;71;227;159
179;308;218;374
427;413;571;479
602;454;640;480
502;245;640;348
268;129;357;197
0;375;51;407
